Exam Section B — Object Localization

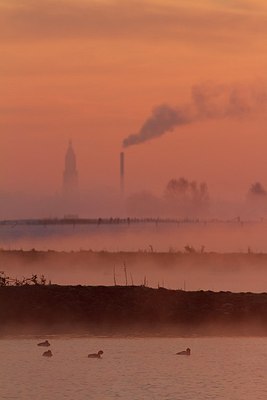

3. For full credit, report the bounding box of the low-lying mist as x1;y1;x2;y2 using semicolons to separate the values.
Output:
1;221;267;253
1;218;267;293
2;245;267;293
2;174;267;221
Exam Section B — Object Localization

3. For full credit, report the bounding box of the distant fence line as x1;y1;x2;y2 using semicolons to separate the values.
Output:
0;217;263;227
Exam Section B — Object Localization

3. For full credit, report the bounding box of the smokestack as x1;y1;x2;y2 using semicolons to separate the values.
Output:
120;151;124;197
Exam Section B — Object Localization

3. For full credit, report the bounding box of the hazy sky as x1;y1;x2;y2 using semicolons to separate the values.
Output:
1;0;267;200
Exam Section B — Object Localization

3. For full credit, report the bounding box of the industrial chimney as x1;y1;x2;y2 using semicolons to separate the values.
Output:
120;151;124;196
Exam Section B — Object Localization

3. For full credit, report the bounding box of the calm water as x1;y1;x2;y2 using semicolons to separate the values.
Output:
1;337;267;400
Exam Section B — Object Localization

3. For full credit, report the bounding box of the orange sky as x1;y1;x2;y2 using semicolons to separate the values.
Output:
1;0;267;202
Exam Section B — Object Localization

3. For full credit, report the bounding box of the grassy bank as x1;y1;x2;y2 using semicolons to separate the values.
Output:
1;285;267;336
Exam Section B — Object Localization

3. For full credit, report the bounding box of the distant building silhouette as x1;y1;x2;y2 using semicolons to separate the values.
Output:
63;140;78;197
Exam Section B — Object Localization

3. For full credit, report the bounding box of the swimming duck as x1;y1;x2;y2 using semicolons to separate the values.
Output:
37;340;50;347
176;348;191;355
43;350;53;357
88;350;103;359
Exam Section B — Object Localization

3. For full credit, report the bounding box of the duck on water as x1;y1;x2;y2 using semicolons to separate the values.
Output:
88;350;103;359
37;340;50;347
176;348;191;356
43;350;53;357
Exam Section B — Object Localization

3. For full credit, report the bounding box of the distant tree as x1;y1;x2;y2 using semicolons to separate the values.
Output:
165;178;209;203
248;182;267;197
165;178;189;200
164;177;209;216
246;181;267;217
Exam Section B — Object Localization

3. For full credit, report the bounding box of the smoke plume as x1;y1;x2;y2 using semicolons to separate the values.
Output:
123;82;267;148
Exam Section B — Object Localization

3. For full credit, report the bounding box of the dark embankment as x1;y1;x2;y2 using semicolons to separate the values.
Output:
1;285;267;336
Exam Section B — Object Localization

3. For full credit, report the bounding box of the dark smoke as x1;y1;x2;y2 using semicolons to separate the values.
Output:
123;104;191;147
123;82;267;148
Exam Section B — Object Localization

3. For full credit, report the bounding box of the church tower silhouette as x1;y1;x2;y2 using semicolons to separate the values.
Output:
63;140;78;196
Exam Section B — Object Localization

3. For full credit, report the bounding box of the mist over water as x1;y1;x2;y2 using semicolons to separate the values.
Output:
1;221;267;252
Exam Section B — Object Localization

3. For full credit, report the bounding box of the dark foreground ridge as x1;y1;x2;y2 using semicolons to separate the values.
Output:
1;285;267;336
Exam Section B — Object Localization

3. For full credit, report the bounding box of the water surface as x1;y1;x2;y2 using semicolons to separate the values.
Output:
1;337;267;399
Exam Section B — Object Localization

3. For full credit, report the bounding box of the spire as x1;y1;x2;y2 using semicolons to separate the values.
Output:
63;140;78;195
65;140;77;173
